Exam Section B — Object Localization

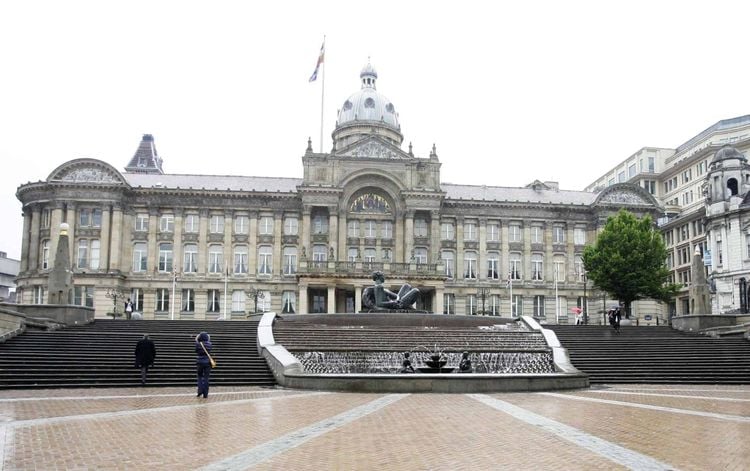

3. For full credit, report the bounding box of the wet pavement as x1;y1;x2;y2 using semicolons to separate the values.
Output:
1;384;748;470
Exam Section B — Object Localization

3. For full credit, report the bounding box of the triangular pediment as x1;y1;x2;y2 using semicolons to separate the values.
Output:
336;136;411;160
592;183;659;207
48;158;128;185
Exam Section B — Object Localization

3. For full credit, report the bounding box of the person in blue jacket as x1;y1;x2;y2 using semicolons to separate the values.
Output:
195;332;213;398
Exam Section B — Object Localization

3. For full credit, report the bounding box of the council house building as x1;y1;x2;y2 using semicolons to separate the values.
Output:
14;63;661;321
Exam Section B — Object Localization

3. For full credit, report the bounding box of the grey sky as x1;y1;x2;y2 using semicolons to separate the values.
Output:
1;0;749;260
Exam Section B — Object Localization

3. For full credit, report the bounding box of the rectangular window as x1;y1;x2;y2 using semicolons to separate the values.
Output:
182;289;195;312
156;288;169;311
41;209;51;228
312;215;328;234
530;225;542;244
234;216;248;234
489;295;501;316
348;220;360;238
464;222;477;241
33;286;45;304
79;208;90;227
574;228;586;245
283;247;297;275
553;225;565;244
531;254;543;281
258;246;272;275
131;288;144;311
77;239;88;268
160;214;174;232
618;171;625;182
464;251;477;279
487;223;500;242
628;163;636;177
415;219;428;237
648;156;655;173
364;220;377;238
533;295;545;318
509;253;522;280
746;234;750;259
443;293;455;315
554;260;566;282
282;291;296;314
231;290;246;313
313;244;328;262
509;224;522;243
381;221;392;239
135;213;149;231
184;214;199;233
208;245;223;273
466;294;477;315
73;285;94;307
441;222;454;240
90;240;100;269
158;243;173;272
234;246;248;274
487;254;499;280
284;217;298;235
259;216;274;235
512;295;522;317
183;244;198;273
91;208;102;227
413;248;427;264
207;289;220;312
381;248;392;261
41;240;50;270
210;215;224;234
442;250;454;278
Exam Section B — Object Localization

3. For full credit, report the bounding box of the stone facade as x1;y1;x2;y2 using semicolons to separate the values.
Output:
14;64;662;322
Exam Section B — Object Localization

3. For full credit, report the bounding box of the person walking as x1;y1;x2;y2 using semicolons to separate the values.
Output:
124;298;134;320
195;332;213;398
134;334;156;385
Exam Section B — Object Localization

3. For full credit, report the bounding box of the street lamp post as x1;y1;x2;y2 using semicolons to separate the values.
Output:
105;287;126;319
583;271;588;325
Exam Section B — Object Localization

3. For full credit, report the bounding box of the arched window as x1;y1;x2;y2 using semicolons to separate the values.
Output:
349;193;391;213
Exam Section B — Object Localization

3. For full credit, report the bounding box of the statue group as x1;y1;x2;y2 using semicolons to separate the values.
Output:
362;271;420;312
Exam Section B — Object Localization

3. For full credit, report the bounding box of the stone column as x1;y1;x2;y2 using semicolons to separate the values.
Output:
173;208;183;272
404;210;414;263
301;206;311;260
545;221;554;281
66;202;77;266
430;211;440;264
501;222;509;281
479;219;487;280
198;209;209;274
223;210;233;274
28;205;41;271
147;207;159;273
99;204;111;271
248;211;258;275
327;286;336;313
354;284;362;313
329;207;338;259
435;287;445;315
566;224;575;281
273;211;283;276
20;208;31;273
395;210;405;263
456;216;465;280
109;204;123;271
337;210;347;262
298;284;308;314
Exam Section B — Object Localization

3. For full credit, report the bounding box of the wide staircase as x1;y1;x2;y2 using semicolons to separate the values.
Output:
0;320;276;389
549;325;750;384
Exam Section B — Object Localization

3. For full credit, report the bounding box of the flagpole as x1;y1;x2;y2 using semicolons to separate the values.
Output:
319;35;326;153
171;264;177;320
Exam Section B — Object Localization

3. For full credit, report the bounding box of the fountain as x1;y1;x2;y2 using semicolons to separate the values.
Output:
414;345;455;373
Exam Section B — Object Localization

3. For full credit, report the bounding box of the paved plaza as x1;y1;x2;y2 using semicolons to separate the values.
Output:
1;384;748;470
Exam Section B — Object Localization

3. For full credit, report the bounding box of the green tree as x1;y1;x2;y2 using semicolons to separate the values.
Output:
583;209;680;318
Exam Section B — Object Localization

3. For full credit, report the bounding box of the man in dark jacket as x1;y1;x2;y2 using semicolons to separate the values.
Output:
134;334;156;384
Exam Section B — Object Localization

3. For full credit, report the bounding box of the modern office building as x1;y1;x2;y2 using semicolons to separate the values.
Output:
586;115;750;318
14;63;660;321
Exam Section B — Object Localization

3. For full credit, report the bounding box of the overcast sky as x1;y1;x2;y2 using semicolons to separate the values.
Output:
1;0;749;260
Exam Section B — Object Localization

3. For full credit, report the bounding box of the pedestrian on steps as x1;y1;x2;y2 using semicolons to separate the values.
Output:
134;334;156;385
195;332;213;398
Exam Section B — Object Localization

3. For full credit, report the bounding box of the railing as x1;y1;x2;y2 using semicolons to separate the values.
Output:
298;260;443;277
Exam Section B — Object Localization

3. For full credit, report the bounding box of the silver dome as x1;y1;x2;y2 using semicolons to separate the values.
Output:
337;62;399;131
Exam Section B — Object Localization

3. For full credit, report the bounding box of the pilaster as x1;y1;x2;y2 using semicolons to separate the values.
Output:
100;204;111;271
20;208;31;272
28;205;41;271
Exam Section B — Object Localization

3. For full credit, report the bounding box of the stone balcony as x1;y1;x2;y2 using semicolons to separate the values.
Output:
297;260;445;279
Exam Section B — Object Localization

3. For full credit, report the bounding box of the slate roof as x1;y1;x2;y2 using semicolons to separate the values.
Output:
441;183;596;205
124;173;302;192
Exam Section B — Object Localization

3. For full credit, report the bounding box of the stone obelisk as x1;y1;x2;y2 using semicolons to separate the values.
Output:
689;246;710;314
47;222;73;304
